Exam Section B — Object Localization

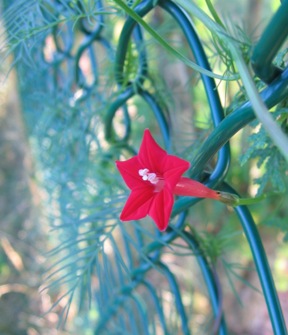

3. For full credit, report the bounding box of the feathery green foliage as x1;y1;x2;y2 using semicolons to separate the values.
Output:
240;108;288;195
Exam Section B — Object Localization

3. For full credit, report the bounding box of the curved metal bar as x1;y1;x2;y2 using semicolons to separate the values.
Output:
158;0;231;231
114;0;154;86
173;65;287;215
251;1;288;84
105;2;152;145
105;86;134;143
52;21;74;56
76;44;99;90
78;0;104;38
125;303;139;334
75;38;98;89
184;231;227;335
75;0;106;90
159;1;224;124
157;262;190;335
221;183;287;335
133;24;149;83
140;90;170;150
189;67;288;180
105;87;170;148
141;279;170;334
128;293;150;335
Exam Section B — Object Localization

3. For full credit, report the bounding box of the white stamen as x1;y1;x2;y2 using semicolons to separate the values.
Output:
139;168;149;177
147;173;158;184
138;168;159;184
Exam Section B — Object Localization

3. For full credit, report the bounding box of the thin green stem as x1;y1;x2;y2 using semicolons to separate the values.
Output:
235;193;282;206
204;0;225;28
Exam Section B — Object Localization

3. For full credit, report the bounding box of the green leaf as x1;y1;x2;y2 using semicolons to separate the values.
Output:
240;109;288;195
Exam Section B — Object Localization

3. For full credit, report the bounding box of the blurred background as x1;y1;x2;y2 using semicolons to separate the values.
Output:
0;0;287;334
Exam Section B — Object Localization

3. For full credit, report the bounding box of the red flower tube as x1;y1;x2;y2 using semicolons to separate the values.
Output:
116;129;236;231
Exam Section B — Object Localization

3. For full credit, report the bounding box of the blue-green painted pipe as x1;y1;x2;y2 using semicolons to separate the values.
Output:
174;67;288;214
157;262;190;335
141;279;169;334
251;0;288;83
184;231;227;335
222;183;287;335
160;0;231;184
114;0;153;87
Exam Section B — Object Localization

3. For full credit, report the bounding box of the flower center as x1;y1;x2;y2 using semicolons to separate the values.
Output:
139;168;159;185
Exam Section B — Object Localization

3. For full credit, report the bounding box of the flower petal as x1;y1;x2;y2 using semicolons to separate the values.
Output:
148;188;174;231
120;188;155;221
116;157;145;190
162;155;190;190
138;129;167;172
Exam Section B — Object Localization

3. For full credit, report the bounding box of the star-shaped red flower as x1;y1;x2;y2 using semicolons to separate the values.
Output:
116;129;190;231
116;129;223;231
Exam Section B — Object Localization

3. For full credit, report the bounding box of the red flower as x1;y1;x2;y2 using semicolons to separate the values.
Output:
116;129;222;231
